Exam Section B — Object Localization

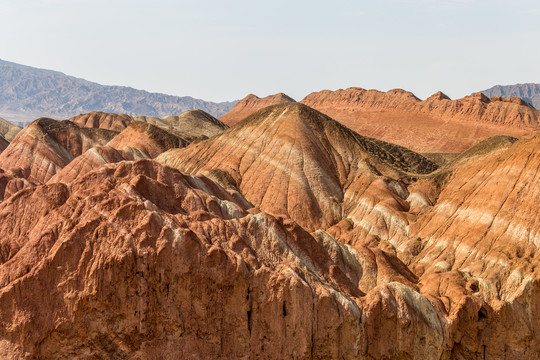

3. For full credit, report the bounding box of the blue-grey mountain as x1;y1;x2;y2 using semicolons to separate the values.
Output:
0;59;236;123
482;83;540;110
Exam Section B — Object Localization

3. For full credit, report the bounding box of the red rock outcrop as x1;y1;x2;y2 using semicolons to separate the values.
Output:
47;145;127;184
0;118;117;184
107;122;189;159
70;111;133;131
71;110;229;139
158;102;438;232
406;135;540;358
47;122;191;185
0;159;446;359
159;109;229;138
219;93;296;126
301;87;540;152
0;101;538;358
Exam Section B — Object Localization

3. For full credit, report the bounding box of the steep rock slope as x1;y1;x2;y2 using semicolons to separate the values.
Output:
0;117;21;142
399;135;540;358
157;109;229;138
0;59;235;122
158;102;437;232
482;83;540;110
219;93;295;126
47;146;127;185
107;122;189;159
70;111;133;132
301;88;539;153
0;118;116;184
71;110;228;138
0;159;449;359
49;122;192;185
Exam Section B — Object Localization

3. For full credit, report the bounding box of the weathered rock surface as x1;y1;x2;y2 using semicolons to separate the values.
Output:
219;93;296;126
107;122;189;159
0;116;21;142
158;109;229;138
158;102;438;232
0;159;444;359
301;88;539;152
0;118;116;185
406;135;540;359
70;111;133;132
71;109;228;139
0;100;538;359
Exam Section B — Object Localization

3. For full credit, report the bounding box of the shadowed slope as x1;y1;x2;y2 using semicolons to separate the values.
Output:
0;136;7;152
301;88;539;152
0;117;22;142
160;109;229;137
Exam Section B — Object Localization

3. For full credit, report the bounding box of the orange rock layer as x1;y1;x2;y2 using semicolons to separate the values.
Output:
0;102;538;358
300;88;539;152
219;93;295;126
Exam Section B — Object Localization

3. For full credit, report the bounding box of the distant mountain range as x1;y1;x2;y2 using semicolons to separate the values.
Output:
0;59;236;124
482;83;540;109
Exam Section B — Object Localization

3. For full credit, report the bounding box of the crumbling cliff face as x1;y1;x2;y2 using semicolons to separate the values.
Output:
0;103;538;359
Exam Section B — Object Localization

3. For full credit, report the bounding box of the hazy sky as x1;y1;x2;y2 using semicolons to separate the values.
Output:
1;0;539;102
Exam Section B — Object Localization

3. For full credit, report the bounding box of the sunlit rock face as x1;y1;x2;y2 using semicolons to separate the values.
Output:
0;101;538;359
301;87;539;152
219;93;296;126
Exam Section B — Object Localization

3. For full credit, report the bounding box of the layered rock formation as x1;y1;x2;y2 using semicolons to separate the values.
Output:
158;103;438;231
301;88;539;153
0;159;445;359
0;118;116;184
0;100;538;359
158;109;229;138
71;110;228;139
0;117;21;142
219;93;295;126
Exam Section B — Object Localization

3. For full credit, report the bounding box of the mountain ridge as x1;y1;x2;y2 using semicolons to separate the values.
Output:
0;59;237;123
481;83;540;110
300;87;539;153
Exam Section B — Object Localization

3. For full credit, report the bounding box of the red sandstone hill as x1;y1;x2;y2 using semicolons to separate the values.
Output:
219;93;296;126
71;109;229;139
0;101;538;358
0;118;117;185
158;102;438;232
300;87;539;153
0;112;227;201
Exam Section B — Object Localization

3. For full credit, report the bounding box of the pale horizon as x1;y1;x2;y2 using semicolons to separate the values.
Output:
1;0;539;102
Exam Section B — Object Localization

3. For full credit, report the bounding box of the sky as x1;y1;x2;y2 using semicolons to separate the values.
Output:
1;0;539;102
